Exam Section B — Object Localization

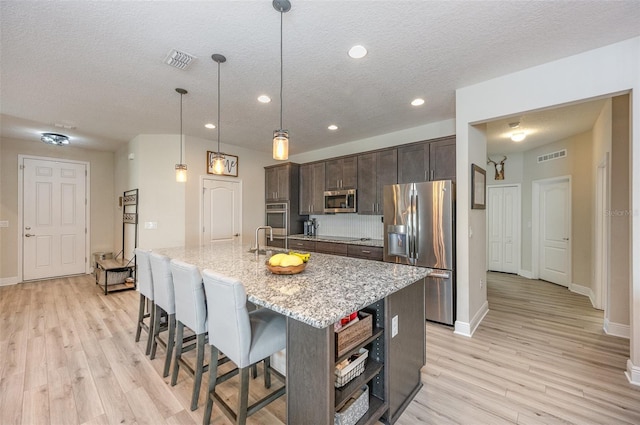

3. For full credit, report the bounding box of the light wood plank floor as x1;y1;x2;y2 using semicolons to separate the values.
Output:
1;272;639;424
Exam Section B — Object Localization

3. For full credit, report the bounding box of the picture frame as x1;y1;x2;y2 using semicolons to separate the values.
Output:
471;163;486;209
207;151;238;177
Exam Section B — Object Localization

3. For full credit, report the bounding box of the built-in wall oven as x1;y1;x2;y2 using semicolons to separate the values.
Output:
265;202;289;248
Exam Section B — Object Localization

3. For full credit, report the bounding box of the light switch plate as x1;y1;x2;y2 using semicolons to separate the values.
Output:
392;315;399;337
0;220;8;228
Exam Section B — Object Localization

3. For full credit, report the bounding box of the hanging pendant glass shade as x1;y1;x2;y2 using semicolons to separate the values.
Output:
175;163;187;182
212;153;225;174
273;129;289;160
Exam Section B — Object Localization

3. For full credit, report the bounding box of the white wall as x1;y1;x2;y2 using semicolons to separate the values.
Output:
455;36;640;385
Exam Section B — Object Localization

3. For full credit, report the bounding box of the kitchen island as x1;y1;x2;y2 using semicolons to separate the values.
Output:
155;240;428;424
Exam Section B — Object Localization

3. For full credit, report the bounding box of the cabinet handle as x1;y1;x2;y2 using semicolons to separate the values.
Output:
362;250;371;254
425;171;427;181
430;170;434;180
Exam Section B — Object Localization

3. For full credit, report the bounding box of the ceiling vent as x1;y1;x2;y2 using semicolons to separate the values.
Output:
537;149;567;163
165;49;196;70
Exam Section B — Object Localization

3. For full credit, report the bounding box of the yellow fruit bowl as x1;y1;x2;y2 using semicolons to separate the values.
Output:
265;261;306;275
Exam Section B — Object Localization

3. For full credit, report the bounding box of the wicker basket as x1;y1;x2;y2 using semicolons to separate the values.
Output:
334;385;369;425
335;348;368;387
335;311;373;358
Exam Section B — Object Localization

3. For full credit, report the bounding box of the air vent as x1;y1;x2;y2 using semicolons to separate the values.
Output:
537;149;567;163
164;49;196;70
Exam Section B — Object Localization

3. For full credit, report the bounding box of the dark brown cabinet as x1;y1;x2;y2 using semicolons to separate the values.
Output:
265;163;298;202
299;162;325;215
325;156;357;190
397;136;456;184
347;245;383;261
429;137;456;181
289;239;316;252
315;241;348;256
358;149;397;215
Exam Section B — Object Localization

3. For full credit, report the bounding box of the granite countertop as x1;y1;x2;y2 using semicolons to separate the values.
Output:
288;234;384;248
154;240;427;329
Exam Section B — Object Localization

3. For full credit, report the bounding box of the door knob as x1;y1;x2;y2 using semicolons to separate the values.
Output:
25;226;31;230
562;237;569;241
25;233;35;237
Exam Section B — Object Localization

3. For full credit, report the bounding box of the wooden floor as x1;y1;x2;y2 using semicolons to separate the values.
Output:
1;272;639;424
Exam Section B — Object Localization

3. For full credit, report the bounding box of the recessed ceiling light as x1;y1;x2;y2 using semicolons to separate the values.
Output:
258;95;271;103
328;125;338;131
348;45;367;59
511;131;526;142
205;123;216;129
411;98;425;106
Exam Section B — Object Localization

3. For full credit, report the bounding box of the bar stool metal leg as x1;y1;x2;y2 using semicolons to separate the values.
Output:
171;321;185;386
192;333;206;411
203;346;220;425
145;299;155;355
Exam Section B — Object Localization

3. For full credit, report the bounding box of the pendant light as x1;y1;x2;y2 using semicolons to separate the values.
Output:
211;54;227;174
175;88;188;182
272;0;291;160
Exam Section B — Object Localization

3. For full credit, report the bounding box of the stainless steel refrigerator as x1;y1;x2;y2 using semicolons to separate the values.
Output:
383;180;455;325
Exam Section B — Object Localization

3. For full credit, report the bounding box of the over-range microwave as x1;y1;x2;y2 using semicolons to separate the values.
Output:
324;189;357;213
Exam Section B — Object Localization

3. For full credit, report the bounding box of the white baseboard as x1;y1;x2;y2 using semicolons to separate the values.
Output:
454;301;489;338
518;269;534;279
0;276;19;286
604;318;630;339
569;283;596;307
626;359;640;386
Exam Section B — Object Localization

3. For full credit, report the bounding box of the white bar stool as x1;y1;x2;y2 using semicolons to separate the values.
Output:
169;259;209;411
201;270;286;425
133;248;154;355
149;252;177;378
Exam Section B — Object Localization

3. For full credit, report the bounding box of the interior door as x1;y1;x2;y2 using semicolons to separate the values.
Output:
23;158;87;280
539;180;570;286
203;179;241;243
487;186;519;274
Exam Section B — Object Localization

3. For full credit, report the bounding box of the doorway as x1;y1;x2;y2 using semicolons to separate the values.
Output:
532;176;572;287
19;156;89;281
201;177;242;244
487;184;521;274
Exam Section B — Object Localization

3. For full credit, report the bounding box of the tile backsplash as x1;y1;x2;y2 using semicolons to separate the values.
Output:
310;214;383;240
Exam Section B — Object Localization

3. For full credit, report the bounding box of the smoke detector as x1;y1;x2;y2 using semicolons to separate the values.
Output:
165;49;196;70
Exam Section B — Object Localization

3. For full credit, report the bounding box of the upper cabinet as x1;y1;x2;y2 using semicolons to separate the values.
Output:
265;163;299;202
299;162;325;215
358;149;397;215
429;137;456;181
325;156;357;190
397;136;456;184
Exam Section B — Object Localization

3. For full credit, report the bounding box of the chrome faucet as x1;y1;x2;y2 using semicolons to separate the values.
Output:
253;225;273;253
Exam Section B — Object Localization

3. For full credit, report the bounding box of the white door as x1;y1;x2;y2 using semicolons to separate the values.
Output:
202;179;241;243
23;158;87;280
538;180;571;286
487;186;519;274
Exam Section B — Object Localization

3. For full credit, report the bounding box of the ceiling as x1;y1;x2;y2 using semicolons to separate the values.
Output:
1;1;639;155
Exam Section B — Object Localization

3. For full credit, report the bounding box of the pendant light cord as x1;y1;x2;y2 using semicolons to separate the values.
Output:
217;60;221;154
279;9;283;130
179;92;183;164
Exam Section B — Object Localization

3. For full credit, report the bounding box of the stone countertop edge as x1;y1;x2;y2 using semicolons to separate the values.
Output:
154;240;428;329
288;234;384;248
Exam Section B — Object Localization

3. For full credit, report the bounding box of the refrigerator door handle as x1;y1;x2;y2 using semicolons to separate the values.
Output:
413;193;419;260
408;192;415;261
427;271;451;279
